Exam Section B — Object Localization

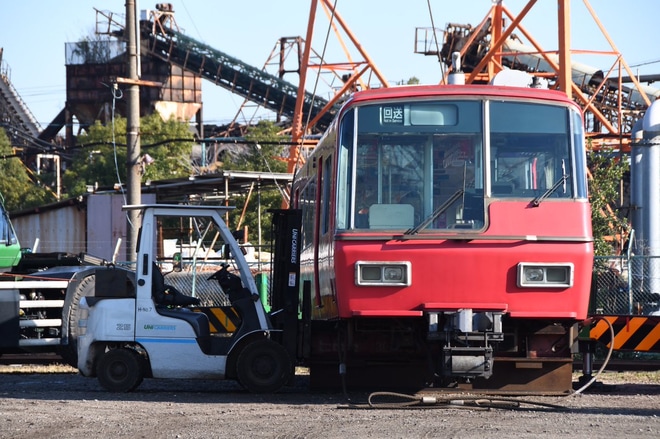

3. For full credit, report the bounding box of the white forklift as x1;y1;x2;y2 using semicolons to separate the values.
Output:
77;204;294;393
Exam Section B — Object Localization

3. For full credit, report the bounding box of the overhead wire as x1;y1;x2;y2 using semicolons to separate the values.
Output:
629;58;660;68
291;0;340;177
179;0;204;43
302;0;338;137
0;132;297;161
285;0;340;200
425;0;445;79
0;124;62;153
109;82;132;230
254;143;288;201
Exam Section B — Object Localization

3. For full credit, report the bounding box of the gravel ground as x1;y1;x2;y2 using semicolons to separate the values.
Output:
0;365;658;439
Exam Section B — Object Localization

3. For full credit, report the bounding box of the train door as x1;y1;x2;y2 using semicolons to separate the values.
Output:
313;157;323;308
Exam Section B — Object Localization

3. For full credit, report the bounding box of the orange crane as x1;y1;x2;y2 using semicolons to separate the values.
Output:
289;0;656;165
421;0;654;152
287;0;390;175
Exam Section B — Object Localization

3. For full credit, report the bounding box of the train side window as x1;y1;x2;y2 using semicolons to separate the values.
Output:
336;109;354;230
321;155;332;235
571;109;588;198
292;188;300;209
300;181;316;250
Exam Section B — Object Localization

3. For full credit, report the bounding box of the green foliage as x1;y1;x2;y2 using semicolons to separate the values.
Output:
588;146;630;256
222;121;289;244
396;77;421;85
0;130;53;211
223;120;287;173
70;36;114;64
139;114;196;180
62;114;194;197
230;189;285;246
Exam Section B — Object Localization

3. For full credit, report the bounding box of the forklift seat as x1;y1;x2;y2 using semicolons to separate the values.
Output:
156;307;210;339
151;263;200;307
152;263;209;338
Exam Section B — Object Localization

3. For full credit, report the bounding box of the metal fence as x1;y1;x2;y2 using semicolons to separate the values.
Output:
157;255;660;316
592;255;660;315
155;261;272;308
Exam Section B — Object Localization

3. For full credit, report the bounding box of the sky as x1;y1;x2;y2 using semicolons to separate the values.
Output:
1;0;659;130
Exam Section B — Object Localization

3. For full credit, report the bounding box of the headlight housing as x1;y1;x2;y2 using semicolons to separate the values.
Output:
355;261;411;286
517;262;574;288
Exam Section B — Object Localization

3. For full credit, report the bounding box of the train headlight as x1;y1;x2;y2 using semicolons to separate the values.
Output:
356;261;411;286
517;263;574;288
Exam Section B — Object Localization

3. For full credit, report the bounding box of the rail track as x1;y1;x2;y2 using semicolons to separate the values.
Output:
1;352;658;373
0;353;660;372
0;353;68;366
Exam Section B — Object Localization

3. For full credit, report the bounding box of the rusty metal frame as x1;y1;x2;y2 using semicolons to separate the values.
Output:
453;0;651;151
288;0;390;175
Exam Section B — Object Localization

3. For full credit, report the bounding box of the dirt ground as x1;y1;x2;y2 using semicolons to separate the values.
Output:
0;364;658;439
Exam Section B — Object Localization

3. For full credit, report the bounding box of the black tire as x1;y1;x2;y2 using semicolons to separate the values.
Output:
96;348;144;392
236;339;292;393
60;274;96;368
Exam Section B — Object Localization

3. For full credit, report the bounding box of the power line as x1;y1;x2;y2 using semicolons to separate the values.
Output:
629;59;660;69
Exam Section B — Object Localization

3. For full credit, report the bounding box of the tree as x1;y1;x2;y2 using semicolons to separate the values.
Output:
223;120;287;173
221;120;289;245
0;130;53;211
69;36;115;64
396;77;420;85
588;146;630;256
62;114;194;197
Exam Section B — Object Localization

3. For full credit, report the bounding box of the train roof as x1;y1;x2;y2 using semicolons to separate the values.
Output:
347;84;576;106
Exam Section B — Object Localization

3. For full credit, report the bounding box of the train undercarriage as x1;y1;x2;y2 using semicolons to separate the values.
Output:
306;315;578;394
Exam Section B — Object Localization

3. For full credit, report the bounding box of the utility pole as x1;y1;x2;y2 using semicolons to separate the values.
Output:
125;0;141;262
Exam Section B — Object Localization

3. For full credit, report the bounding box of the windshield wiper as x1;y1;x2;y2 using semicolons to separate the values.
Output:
405;189;464;235
530;174;570;207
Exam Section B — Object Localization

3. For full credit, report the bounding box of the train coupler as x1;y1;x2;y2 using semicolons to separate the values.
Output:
441;346;494;379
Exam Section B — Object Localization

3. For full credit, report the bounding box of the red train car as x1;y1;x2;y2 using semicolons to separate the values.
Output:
291;82;593;392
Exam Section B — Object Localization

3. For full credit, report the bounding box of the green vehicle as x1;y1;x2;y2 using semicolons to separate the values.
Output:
0;193;102;366
0;194;21;271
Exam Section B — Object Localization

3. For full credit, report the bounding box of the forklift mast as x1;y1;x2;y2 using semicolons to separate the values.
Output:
268;209;304;363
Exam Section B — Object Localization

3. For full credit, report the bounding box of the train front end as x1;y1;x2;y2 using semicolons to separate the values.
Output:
296;85;593;391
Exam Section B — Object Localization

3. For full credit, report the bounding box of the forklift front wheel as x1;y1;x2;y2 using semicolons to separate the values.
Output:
96;348;145;392
236;339;292;393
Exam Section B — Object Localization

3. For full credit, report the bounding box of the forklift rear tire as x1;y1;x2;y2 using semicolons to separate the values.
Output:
236;339;292;393
60;273;96;368
96;348;144;392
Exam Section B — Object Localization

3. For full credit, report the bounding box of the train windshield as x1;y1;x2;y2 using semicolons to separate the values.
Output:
337;98;583;231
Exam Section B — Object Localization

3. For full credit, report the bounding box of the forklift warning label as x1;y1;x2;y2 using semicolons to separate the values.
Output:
144;324;176;331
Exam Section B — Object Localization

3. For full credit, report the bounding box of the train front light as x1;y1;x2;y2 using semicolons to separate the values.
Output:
517;262;574;288
356;261;411;286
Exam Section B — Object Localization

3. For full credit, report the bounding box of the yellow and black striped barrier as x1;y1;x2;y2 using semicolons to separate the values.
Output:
589;315;660;352
192;306;242;334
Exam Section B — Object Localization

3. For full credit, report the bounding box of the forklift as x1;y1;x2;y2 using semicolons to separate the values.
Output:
77;204;301;393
